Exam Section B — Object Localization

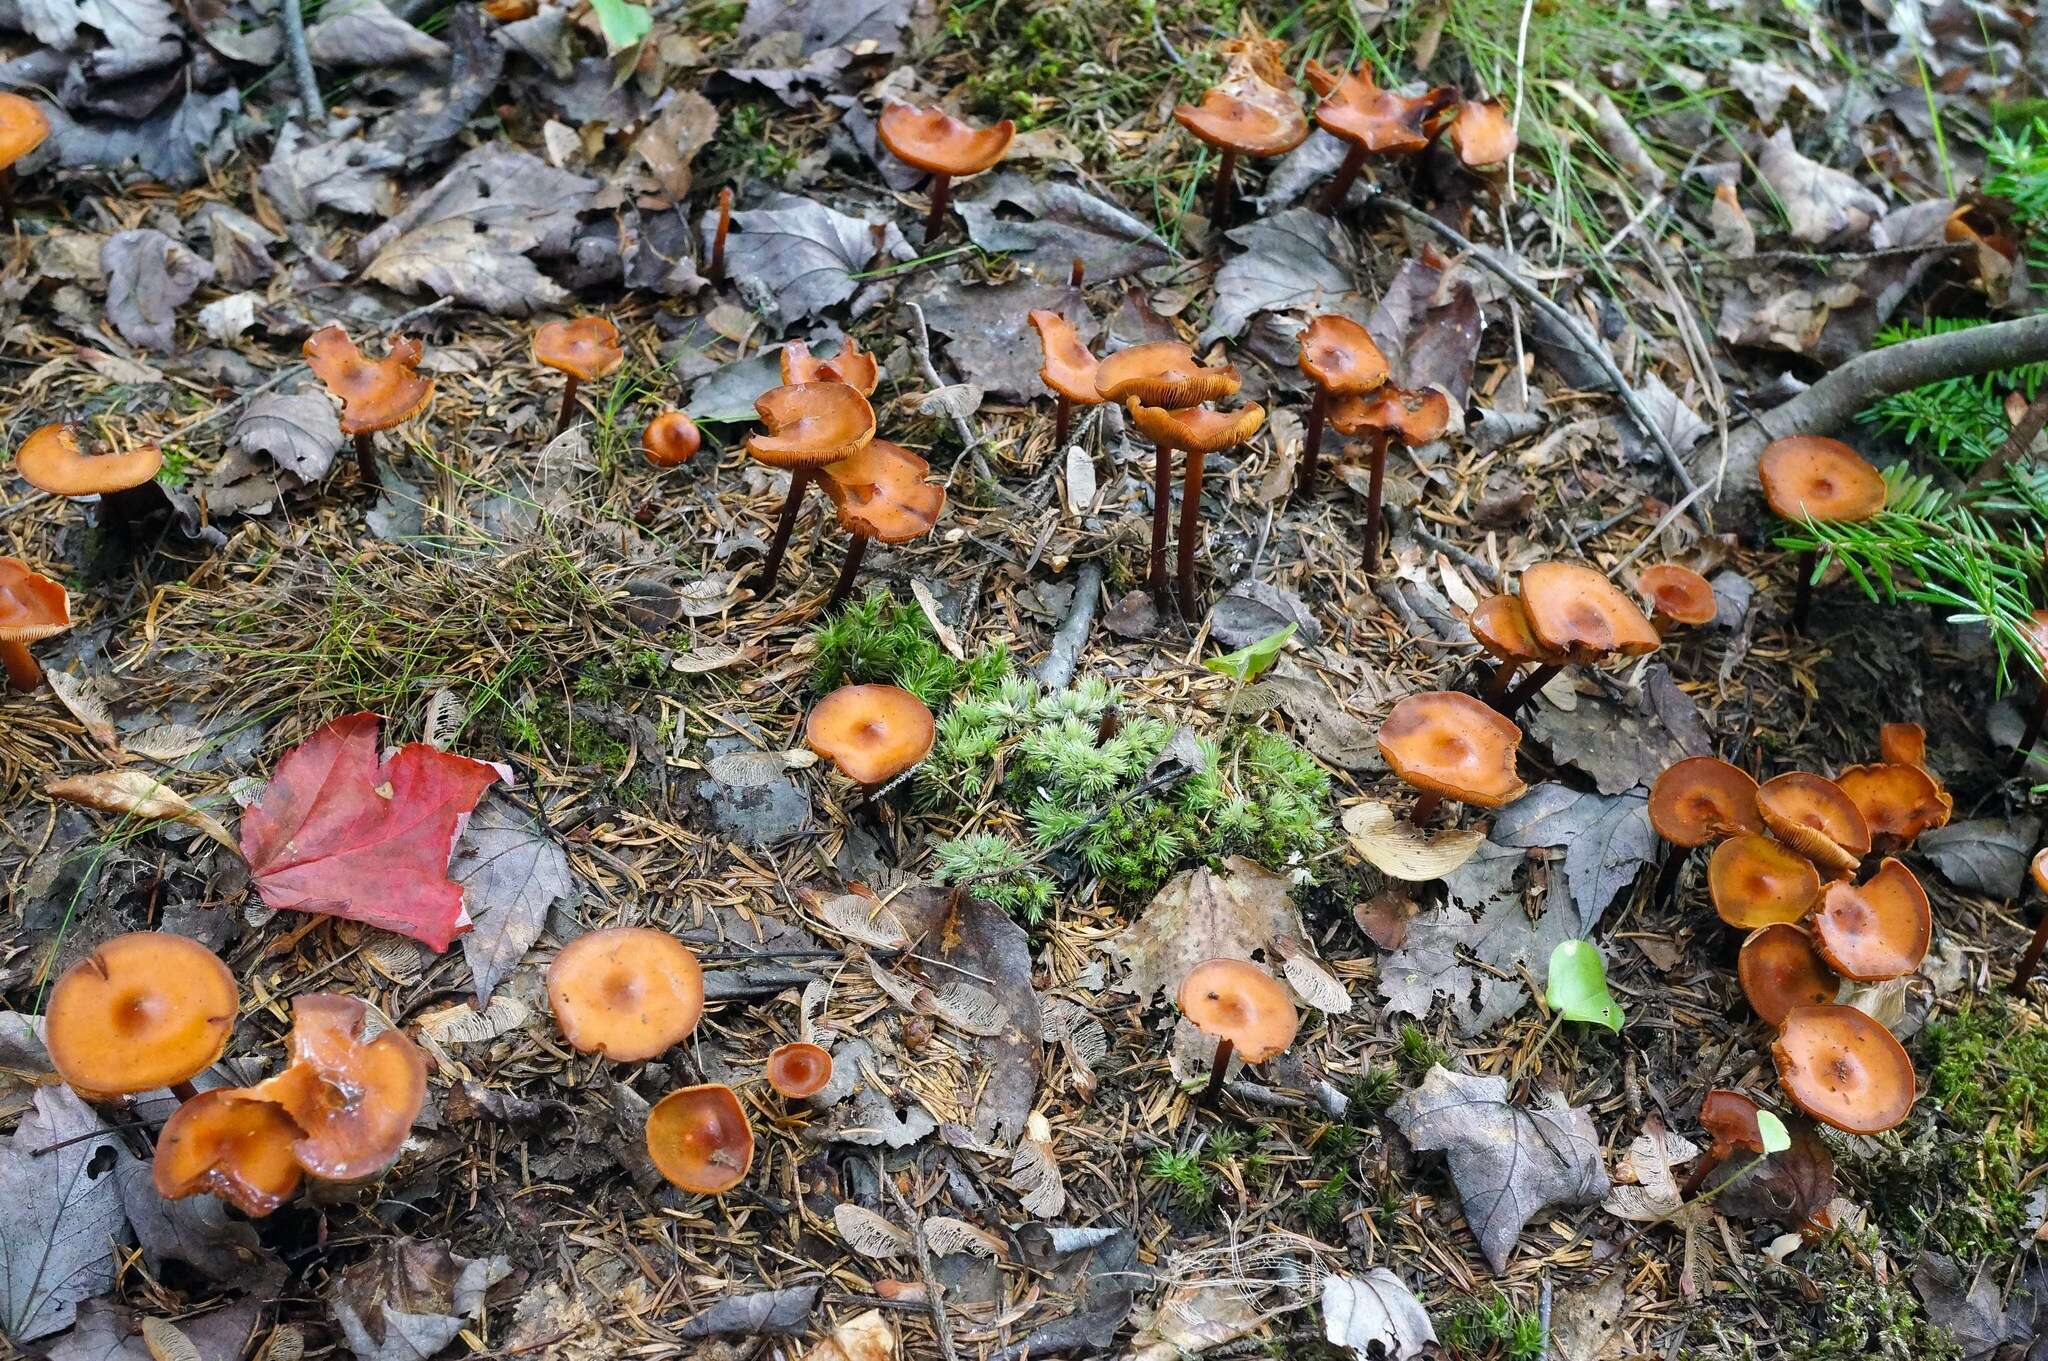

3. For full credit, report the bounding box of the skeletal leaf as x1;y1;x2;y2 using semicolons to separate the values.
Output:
817;891;911;950
416;995;531;1044
141;1316;202;1361
932;982;1005;1036
923;1216;1004;1260
43;671;118;749
1011;1112;1066;1217
1041;997;1108;1069
1344;801;1486;882
1277;940;1351;1014
834;1203;911;1259
422;689;467;750
866;957;929;1013
123;723;210;762
45;770;239;854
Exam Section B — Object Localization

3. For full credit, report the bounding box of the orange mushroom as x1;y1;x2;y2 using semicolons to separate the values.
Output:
1708;834;1821;929
45;931;237;1101
1177;957;1299;1107
1811;859;1931;982
1124;400;1267;615
1295;314;1388;497
1304;61;1457;211
1756;772;1869;878
1757;436;1886;629
805;683;935;789
817;439;946;609
1330;384;1451;576
546;927;705;1062
1635;563;1717;633
302;325;435;490
1029;310;1104;451
1833;762;1950;852
0;557;69;692
1771;1003;1915;1135
1504;561;1662;713
764;1041;833;1099
1441;97;1517;171
1173;36;1309;224
875;102;1015;242
534;316;624;439
643;411;703;468
2012;847;2048;996
1648;755;1764;905
741;382;877;596
1096;343;1244;604
782;337;880;396
1378;690;1526;824
1738;922;1840;1026
1465;594;1565;710
1879;721;1928;769
1679;1088;1774;1197
0;93;49;228
154;1091;304;1217
14;422;165;533
239;993;425;1183
646;1083;753;1194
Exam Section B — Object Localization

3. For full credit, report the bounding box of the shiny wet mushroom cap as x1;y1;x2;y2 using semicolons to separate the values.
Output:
0;93;50;169
1879;722;1928;769
1377;690;1527;807
1305;61;1455;154
1176;957;1300;1064
1738;923;1841;1026
1444;97;1517;168
1636;563;1718;629
1648;755;1764;848
1708;834;1822;929
646;1083;754;1195
820;440;946;544
302;326;435;436
546;927;705;1062
1758;436;1887;523
1029;311;1104;405
744;382;877;470
1298;315;1388;396
781;337;880;396
1811;858;1932;981
1124;401;1267;455
1757;772;1870;877
642;412;703;468
533;316;624;383
0;556;69;692
1518;561;1662;663
764;1042;833;1098
153;1090;304;1218
1833;762;1951;849
240;993;427;1183
805;683;936;787
875;103;1015;178
1771;1003;1916;1135
45;931;237;1099
1173;47;1310;161
15;422;162;498
1467;594;1563;665
1095;341;1243;408
1329;384;1452;446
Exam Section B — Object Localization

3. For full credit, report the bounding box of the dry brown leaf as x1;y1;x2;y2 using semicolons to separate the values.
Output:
1106;857;1314;1003
45;770;240;854
43;671;118;749
804;1308;896;1361
1343;802;1486;882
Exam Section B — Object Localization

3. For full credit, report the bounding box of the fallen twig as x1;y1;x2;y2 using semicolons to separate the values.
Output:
1036;560;1106;688
904;301;985;480
279;0;329;134
882;1158;962;1361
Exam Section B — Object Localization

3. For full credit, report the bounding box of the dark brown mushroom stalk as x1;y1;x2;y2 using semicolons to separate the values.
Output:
1029;310;1103;452
708;187;733;283
1501;561;1662;715
741;383;877;597
876;103;1014;244
2008;611;2048;776
1125;401;1267;616
1295;315;1387;497
1464;593;1564;711
817;439;946;610
1331;385;1450;576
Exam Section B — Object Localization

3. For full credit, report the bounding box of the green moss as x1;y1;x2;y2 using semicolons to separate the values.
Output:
1778;1238;1962;1361
501;697;631;773
1441;1293;1544;1361
808;591;1009;708
1143;1148;1216;1214
1396;1024;1446;1075
1905;999;2048;1262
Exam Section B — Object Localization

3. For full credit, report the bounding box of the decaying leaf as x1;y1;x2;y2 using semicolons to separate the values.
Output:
101;228;214;352
45;769;240;853
1343;801;1488;882
1601;1123;1701;1222
812;887;912;951
0;1086;126;1341
1011;1112;1067;1217
1204;208;1365;344
1758;127;1885;245
1106;857;1318;1004
834;1203;910;1260
923;1216;1005;1260
1322;1270;1436;1361
451;795;577;1005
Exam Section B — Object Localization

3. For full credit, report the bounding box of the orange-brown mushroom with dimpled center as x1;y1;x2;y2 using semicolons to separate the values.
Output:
1811;859;1930;982
764;1042;833;1099
805;683;935;790
1756;772;1869;877
1880;721;1928;769
646;1083;753;1194
1648;755;1764;905
782;337;880;396
1504;561;1662;714
1378;690;1526;825
1833;762;1950;853
15;422;165;533
742;383;877;597
46;931;236;1101
2013;847;2048;996
1442;97;1517;171
239;993;426;1183
876;103;1015;242
1177;957;1299;1107
1305;61;1457;211
302;325;435;490
1738;922;1840;1026
818;440;946;610
0;93;49;227
1708;834;1820;929
1466;594;1563;711
1029;310;1103;451
0;557;68;692
534;316;624;439
547;926;705;1062
1636;563;1717;633
1330;384;1452;577
643;412;703;469
1757;435;1886;629
1173;36;1309;224
154;1090;304;1217
1771;1003;1916;1135
1295;315;1387;497
1126;401;1267;616
1680;1087;1773;1197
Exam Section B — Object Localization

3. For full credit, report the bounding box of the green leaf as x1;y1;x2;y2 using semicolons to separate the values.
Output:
1204;623;1296;685
1755;1109;1791;1155
587;0;651;51
1545;939;1624;1032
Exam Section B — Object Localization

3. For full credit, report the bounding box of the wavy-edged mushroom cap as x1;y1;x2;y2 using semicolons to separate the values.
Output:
764;1042;833;1098
546;927;705;1062
302;326;435;436
1758;436;1886;523
1698;1088;1769;1158
1029;311;1103;405
743;382;876;471
1811;859;1931;981
0;93;50;169
1297;315;1389;397
1739;923;1840;1026
642;412;703;468
1304;61;1456;154
1708;834;1821;929
1125;400;1267;454
46;932;236;1099
0;557;69;645
1329;384;1451;447
244;993;426;1182
1094;341;1242;408
1636;564;1717;628
1648;755;1764;848
1757;772;1870;876
1445;97;1517;168
876;103;1015;178
1174;78;1310;159
1378;690;1527;807
820;439;946;544
781;338;880;396
1771;1003;1916;1135
1466;594;1563;666
1176;958;1300;1065
1879;722;1928;769
15;423;162;497
646;1083;753;1194
533;316;624;383
1519;561;1662;663
1834;762;1950;849
154;1091;303;1218
805;683;935;787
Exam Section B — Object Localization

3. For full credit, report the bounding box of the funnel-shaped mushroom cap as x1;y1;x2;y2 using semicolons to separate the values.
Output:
1445;97;1517;168
1329;385;1451;446
1739;923;1840;1026
1094;341;1242;408
1305;61;1456;153
781;338;880;396
646;1083;753;1194
533;316;624;383
243;993;427;1182
154;1091;304;1218
1648;755;1764;847
805;683;935;786
1378;691;1527;807
303;326;436;436
1698;1088;1768;1158
1176;958;1299;1064
1467;594;1563;665
1878;722;1927;769
1758;436;1886;523
1834;763;1950;849
0;93;49;169
1771;1004;1915;1135
546;927;705;1062
1636;563;1717;627
764;1042;833;1098
1029;311;1104;405
1519;561;1662;663
1812;859;1931;981
15;423;162;497
0;558;69;644
876;103;1014;178
1125;400;1267;454
46;932;236;1099
1173;63;1310;159
1297;315;1388;397
744;382;876;470
1757;772;1870;876
820;440;946;544
643;412;703;468
1708;834;1821;928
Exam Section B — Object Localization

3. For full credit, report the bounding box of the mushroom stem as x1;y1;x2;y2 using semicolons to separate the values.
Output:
170;1080;200;1104
1;639;42;691
1210;149;1237;224
0;166;16;232
1149;441;1173;601
1198;1037;1235;1108
1318;143;1369;214
923;172;954;244
1068;257;1085;288
1478;661;1519;709
708;187;733;283
1652;845;1687;907
1790;548;1815;630
553;376;581;440
2012;909;2048;996
2008;684;2048;776
1409;791;1444;826
353;432;380;490
1361;430;1390;577
1299;389;1327;496
1176;448;1208;616
1502;662;1561;715
1678;1148;1726;1199
749;467;815;597
828;534;871;611
1053;393;1072;450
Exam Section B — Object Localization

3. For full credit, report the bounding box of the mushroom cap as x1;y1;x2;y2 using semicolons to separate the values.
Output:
1708;834;1821;929
1518;561;1662;663
744;382;876;470
1305;61;1456;153
1648;755;1764;847
1029;311;1103;405
764;1041;833;1098
0;557;70;644
646;1083;754;1194
1771;1003;1916;1135
1176;957;1300;1065
1698;1088;1768;1158
1757;436;1886;523
1636;563;1717;627
1466;594;1564;666
302;326;436;436
1124;400;1267;454
243;993;427;1182
0;92;50;169
533;315;624;383
1445;97;1517;168
804;683;936;786
2033;846;2048;897
875;103;1015;178
781;338;880;397
153;1091;303;1218
1878;721;1927;769
1811;858;1931;981
1377;690;1527;807
1738;923;1840;1026
1297;315;1389;397
1757;772;1871;874
546;927;705;1062
819;439;946;544
1329;385;1451;446
15;423;163;497
642;412;703;468
1834;762;1950;849
1094;341;1242;408
45;931;237;1098
1173;83;1310;158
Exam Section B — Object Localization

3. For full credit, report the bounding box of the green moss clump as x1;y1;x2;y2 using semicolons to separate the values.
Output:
1907;999;2048;1261
809;593;1009;708
1440;1293;1544;1361
1778;1238;1962;1361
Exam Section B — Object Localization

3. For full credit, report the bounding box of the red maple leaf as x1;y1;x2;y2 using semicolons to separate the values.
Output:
240;712;502;951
